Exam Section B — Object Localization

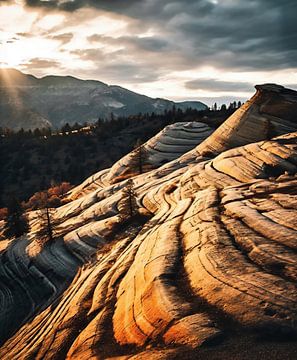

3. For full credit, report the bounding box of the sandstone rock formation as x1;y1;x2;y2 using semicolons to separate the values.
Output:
1;84;297;359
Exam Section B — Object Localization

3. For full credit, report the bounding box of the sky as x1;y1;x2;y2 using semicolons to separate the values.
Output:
0;0;297;105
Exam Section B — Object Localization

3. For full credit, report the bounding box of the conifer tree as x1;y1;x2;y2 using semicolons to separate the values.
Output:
132;139;149;174
119;180;138;220
4;197;29;238
34;191;57;244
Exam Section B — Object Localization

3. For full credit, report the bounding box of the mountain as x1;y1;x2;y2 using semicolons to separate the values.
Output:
1;84;297;359
0;69;207;130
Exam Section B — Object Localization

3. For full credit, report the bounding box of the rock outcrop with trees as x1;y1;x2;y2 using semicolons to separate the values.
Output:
1;84;297;359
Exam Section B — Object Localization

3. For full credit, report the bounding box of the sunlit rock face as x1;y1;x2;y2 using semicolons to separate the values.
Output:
1;84;297;359
196;83;297;157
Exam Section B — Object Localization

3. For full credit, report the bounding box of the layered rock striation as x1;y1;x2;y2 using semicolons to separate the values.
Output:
1;84;297;359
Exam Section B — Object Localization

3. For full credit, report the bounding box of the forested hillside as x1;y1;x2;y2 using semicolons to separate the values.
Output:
0;106;237;208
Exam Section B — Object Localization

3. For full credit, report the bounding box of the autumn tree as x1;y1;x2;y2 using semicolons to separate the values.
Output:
25;182;72;210
3;197;29;238
48;181;72;198
0;207;8;221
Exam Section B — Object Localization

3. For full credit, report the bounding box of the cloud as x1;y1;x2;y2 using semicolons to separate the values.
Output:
70;47;163;83
21;57;62;70
98;63;162;83
39;0;297;70
185;79;254;92
20;0;297;71
2;0;297;99
16;32;33;38
24;0;139;12
89;34;169;52
70;47;107;62
50;32;73;45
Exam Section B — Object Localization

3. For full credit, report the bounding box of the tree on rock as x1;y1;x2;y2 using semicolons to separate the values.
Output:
131;139;149;175
119;180;138;220
34;191;57;244
4;197;29;238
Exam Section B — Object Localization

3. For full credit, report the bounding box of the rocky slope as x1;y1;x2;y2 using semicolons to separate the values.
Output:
0;69;207;130
1;84;297;359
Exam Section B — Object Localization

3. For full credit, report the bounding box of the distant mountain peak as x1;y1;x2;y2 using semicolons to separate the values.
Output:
0;69;207;130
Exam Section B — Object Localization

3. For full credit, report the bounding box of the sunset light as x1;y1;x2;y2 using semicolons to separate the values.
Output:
1;2;297;359
1;0;296;105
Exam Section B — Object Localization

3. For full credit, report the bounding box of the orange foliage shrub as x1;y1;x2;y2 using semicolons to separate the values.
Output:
25;182;73;210
0;208;8;221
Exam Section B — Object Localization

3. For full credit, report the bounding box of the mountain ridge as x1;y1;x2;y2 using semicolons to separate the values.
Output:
0;68;207;130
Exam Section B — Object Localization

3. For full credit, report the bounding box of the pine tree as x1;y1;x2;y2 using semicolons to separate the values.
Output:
34;191;57;245
36;206;54;244
33;128;42;137
4;197;29;238
131;139;149;174
119;180;138;220
61;123;71;135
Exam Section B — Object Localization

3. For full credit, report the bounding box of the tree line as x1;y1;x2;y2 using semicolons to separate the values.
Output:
0;102;241;139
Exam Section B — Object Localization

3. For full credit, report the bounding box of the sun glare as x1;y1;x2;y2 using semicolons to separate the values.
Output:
0;34;63;70
0;43;25;68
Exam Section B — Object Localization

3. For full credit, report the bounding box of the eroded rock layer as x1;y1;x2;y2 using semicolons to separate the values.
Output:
1;84;297;359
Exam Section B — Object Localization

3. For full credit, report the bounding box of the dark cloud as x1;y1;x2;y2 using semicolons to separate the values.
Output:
158;0;296;71
24;0;139;12
21;0;296;72
88;34;170;53
3;0;297;91
121;36;169;52
185;79;254;92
